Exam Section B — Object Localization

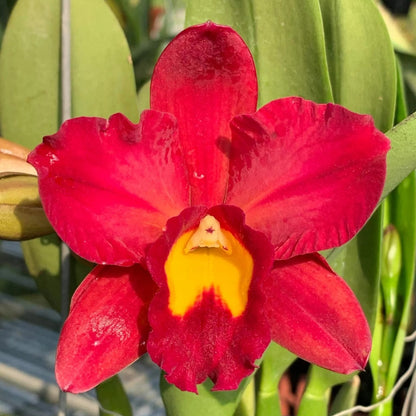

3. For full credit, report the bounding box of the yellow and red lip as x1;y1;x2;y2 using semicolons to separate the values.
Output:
29;22;388;394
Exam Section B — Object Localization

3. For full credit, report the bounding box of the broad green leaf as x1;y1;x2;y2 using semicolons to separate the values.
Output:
0;0;60;148
185;0;333;106
185;0;255;50
71;0;138;121
0;0;63;311
319;0;396;132
250;0;333;105
383;111;416;198
0;0;137;173
328;208;383;332
137;81;150;113
161;375;251;416
96;375;133;416
0;0;138;311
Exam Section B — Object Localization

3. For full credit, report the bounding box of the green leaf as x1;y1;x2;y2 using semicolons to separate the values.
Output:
319;0;396;132
185;0;333;106
96;375;133;416
250;0;333;105
161;375;251;416
71;0;138;121
383;111;416;198
0;0;137;176
185;0;255;50
137;81;150;113
0;0;138;311
300;208;384;416
0;0;61;148
0;0;62;310
328;207;383;332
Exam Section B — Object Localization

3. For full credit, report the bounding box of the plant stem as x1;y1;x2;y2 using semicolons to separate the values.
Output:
255;343;295;416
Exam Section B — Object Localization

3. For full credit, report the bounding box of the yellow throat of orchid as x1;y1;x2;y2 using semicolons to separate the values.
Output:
165;215;254;318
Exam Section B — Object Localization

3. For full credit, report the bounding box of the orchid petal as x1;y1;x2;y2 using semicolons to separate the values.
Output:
56;264;156;393
226;97;390;259
263;253;371;374
146;205;273;392
28;110;189;265
151;22;258;206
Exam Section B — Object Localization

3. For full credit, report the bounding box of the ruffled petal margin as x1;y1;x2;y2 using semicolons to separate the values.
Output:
55;264;157;393
151;22;258;206
28;111;190;265
146;205;274;392
263;253;371;374
226;97;390;259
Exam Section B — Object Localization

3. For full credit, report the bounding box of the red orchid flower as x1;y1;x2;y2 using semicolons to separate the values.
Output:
28;22;389;393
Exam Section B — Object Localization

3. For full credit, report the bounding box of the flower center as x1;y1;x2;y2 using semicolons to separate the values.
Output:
165;215;254;317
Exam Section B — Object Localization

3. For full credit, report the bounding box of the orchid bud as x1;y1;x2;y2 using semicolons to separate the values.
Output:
381;224;402;320
0;136;37;176
0;174;53;240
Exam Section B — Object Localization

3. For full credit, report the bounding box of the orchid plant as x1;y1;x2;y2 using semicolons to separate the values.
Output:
1;1;416;416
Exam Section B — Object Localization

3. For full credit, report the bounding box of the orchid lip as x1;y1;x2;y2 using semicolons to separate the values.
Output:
165;220;254;317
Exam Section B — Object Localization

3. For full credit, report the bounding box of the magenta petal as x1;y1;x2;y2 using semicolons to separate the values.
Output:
226;97;390;258
28;111;189;265
151;22;258;206
263;254;371;373
56;264;157;393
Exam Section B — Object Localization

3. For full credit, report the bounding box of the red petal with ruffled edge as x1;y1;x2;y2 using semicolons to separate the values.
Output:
263;254;371;373
28;110;189;265
146;205;274;392
56;264;157;393
226;97;390;259
151;22;258;207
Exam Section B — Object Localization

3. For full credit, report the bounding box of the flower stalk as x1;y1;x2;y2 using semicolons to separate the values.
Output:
255;343;295;416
